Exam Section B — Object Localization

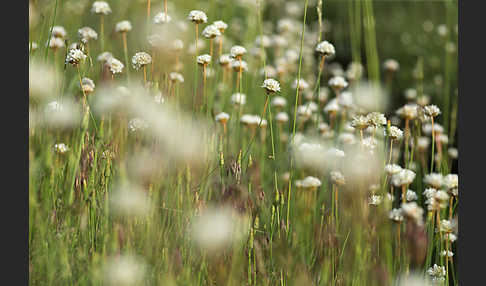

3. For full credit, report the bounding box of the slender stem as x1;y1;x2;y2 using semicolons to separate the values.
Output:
388;140;394;164
431;117;436;172
164;0;168;17
122;33;130;82
100;15;104;52
209;38;213;58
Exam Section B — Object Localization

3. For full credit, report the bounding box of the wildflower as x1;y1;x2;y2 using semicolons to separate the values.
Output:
441;250;454;258
48;37;65;50
275;112;289;123
444;233;457;243
103;255;146;286
296;176;322;190
154;12;171;24
271;96;287;108
368;195;382;206
448;147;458;159
346;62;364;81
213;20;228;32
51;26;67;39
424;173;443;189
385;164;402;175
443;174;458;191
330;171;345;186
255;35;272;48
115;20;132;33
202;24;221;38
107;57;124;74
91;1;111;15
80;77;95;94
318;122;330;134
262;78;281;93
366;112;387;127
128;118;148;132
65;48;87;66
132;52;152;70
215;112;230;124
440;219;455;233
97;51;113;63
406;190;418;201
383;59;400;72
230;45;247;59
78;27;98;44
315;40;335;57
323;99;340;114
219;54;232;67
337;92;354;108
338;133;356;145
197;54;211;65
53;143;69;154
230;59;248;72
190;206;249;252
328;76;348;92
292;78;309;91
392;169;416;187
169;72;184;83
389;208;404;222
240;114;261;127
318;88;330;103
188;10;208;24
172;39;184;52
401;202;424;226
231;93;246;105
424;104;441;118
422;123;444;135
297;105;312;120
427;264;446;282
396;103;418;120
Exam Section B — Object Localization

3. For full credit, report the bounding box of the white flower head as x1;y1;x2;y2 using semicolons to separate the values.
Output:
389;208;404;222
424;104;441;118
132;52;152;70
315;41;335;57
97;51;113;63
107;57;124;74
231;93;246;105
48;37;65;49
384;164;402;175
328;76;348;92
392;169;416;186
296;176;322;190
51;26;67;39
78;27;98;43
215;112;230;124
213;20;228;32
154;12;172;24
230;45;247;59
230;59;248;72
91;1;111;15
262;78;281;93
188;10;208;24
169;72;184;83
202;24;221;38
197;54;212;65
115;20;132;33
271;96;287;108
80;77;95;93
424;173;443;189
292;78;309;91
65;48;87;65
53;143;69;154
383;59;400;72
366;112;387;127
275;112;289;123
388;126;403;140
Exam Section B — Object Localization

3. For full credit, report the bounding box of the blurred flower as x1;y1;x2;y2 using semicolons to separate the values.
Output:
103;255;146;286
115;20;132;33
132;52;152;70
91;1;111;15
78;27;98;43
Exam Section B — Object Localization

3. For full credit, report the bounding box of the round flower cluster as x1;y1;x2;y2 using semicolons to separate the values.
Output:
262;78;281;93
188;10;208;24
132;52;152;70
202;24;221;39
107;57;124;74
115;20;132;33
154;13;171;24
78;27;98;43
65;48;87;65
91;1;112;15
315;40;335;57
197;54;212;65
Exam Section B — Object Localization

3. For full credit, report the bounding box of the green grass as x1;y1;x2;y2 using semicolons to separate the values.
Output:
29;0;458;285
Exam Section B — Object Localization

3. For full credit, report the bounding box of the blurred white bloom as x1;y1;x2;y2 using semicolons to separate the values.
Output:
404;88;417;101
219;54;232;66
271;96;287;108
296;176;322;189
328;76;348;92
385;164;402;175
424;105;441;118
231;93;246;105
443;174;458;190
401;202;424;226
80;77;95;94
383;59;399;72
169;72;184;83
330;171;345;185
51;26;67;39
154;12;171;24
396;104;418;120
190;206;249;252
103;255;146;286
230;59;248;72
292;78;309;91
424;173;443;189
366;112;386;127
395;273;433;286
215;112;230;124
202;24;221;38
392;169;416;187
323;98;340;114
213;20;228;32
389;208;404;222
406;190;418;201
115;20;132;33
230;45;247;58
78;27;98;43
97;51;113;63
109;183;152;217
275;112;289;123
388;126;403;140
448;147;458;159
338;91;353;109
128;118;149;133
29;61;60;98
368;195;382;206
53;143;69;154
91;1;111;15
